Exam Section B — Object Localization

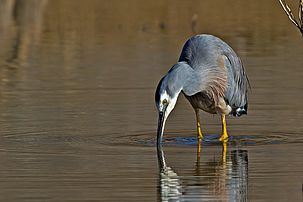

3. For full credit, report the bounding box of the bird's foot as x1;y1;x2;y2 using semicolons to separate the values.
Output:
219;132;229;142
197;133;203;139
197;127;203;139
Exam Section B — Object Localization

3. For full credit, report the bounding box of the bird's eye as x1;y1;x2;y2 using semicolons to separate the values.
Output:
162;99;168;104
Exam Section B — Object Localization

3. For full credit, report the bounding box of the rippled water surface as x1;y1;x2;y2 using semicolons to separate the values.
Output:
0;0;302;201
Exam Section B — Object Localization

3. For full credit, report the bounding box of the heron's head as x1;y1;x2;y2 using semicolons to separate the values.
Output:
155;76;181;145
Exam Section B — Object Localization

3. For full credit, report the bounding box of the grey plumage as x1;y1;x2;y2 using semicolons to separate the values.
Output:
155;34;250;144
178;35;249;115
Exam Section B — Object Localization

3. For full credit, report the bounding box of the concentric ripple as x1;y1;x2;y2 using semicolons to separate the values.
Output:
1;130;302;153
114;130;303;147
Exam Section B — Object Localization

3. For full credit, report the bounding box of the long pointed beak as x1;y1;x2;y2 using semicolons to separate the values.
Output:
156;140;166;170
157;111;166;146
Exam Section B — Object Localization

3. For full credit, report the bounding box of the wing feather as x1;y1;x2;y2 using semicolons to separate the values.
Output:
178;34;249;109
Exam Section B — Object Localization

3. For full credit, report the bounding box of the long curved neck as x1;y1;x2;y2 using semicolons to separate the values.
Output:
165;62;193;96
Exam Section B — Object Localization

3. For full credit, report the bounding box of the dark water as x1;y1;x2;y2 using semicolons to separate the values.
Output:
0;0;302;201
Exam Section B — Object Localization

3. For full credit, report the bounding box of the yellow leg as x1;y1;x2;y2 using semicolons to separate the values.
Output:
195;138;202;174
219;114;229;141
222;141;227;163
197;138;202;158
195;109;203;139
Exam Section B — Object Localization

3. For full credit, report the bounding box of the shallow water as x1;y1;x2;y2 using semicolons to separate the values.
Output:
0;0;302;201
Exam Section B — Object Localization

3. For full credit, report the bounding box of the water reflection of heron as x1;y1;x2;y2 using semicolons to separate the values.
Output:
157;143;248;201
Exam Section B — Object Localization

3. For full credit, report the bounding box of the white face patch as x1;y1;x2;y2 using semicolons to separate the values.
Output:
158;91;169;112
158;90;180;120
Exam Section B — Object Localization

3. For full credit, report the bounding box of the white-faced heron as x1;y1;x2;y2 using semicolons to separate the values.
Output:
155;34;249;144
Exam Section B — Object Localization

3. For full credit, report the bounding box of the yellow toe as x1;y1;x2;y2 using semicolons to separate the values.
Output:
219;132;229;142
197;127;203;139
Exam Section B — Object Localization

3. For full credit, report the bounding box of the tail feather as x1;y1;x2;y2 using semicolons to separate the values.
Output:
233;103;248;117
